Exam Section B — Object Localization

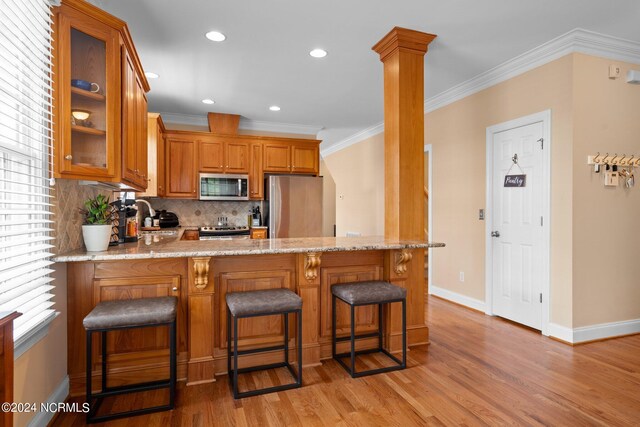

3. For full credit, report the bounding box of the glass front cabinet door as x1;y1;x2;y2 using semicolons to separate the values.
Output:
54;4;119;179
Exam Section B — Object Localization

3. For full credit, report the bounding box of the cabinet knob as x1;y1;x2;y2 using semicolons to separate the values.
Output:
65;155;73;160
172;287;178;292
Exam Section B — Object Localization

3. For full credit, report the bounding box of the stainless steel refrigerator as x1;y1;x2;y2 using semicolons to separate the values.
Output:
265;175;323;238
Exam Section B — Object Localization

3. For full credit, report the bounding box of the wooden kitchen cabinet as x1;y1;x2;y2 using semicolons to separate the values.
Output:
136;113;166;197
264;140;320;175
249;142;264;200
161;129;320;199
263;142;291;172
52;0;149;189
199;140;249;174
199;141;224;172
291;142;319;174
166;138;197;198
225;141;250;173
66;260;188;396
121;47;148;189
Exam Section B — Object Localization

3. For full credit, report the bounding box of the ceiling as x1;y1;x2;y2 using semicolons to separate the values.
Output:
94;0;640;143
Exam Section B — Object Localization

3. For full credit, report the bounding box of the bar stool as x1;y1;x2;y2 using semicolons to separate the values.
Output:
83;296;177;423
331;280;406;377
226;288;302;398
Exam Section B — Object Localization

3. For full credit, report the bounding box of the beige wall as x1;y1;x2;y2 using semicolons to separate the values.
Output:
325;52;640;330
572;55;640;326
320;159;337;236
13;264;68;427
322;132;385;237
428;54;575;326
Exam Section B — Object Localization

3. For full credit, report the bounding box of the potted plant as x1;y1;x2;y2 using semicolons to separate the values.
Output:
80;194;113;252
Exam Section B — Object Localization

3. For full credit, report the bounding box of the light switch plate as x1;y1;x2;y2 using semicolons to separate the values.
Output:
605;171;619;186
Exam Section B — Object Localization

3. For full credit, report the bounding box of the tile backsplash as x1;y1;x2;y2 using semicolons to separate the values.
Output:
147;198;264;228
53;179;104;254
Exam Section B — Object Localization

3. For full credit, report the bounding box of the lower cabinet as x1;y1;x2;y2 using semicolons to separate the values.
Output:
67;259;188;396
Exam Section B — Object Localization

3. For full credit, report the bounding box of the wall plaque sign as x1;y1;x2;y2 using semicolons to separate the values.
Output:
504;174;526;187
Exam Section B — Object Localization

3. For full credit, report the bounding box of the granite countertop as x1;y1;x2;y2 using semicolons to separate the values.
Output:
53;231;445;262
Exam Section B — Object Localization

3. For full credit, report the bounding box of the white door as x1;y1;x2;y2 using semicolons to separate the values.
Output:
491;121;544;330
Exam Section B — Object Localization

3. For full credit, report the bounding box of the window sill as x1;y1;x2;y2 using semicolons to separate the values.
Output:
14;311;59;360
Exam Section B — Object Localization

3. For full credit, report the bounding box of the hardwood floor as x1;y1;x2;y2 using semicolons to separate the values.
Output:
53;296;640;426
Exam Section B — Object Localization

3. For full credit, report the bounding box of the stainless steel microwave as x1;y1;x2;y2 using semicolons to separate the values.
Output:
199;173;249;200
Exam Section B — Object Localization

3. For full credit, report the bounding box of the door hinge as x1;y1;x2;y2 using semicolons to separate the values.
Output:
538;138;544;149
539;293;542;303
540;216;544;226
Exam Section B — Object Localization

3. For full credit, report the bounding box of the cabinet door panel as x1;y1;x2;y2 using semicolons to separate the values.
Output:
292;144;318;175
166;139;197;198
199;141;224;172
249;143;263;199
263;143;291;172
136;76;148;188
225;141;249;173
92;276;183;362
121;48;137;185
56;8;119;179
320;265;383;338
219;270;294;350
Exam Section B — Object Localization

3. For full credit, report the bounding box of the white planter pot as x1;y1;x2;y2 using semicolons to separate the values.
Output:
82;224;112;252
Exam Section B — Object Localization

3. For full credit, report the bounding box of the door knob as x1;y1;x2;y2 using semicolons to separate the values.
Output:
172;287;178;292
491;231;500;238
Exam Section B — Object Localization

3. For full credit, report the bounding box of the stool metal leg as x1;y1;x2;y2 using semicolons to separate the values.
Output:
378;303;383;351
284;312;289;365
233;314;239;399
402;299;407;368
101;331;107;391
297;309;303;386
332;294;337;358
169;320;176;409
227;306;232;393
86;331;93;422
350;303;356;376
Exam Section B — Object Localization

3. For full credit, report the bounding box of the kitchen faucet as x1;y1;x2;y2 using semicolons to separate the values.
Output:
135;199;156;218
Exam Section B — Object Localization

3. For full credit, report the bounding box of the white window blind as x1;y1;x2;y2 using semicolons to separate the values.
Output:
0;0;56;342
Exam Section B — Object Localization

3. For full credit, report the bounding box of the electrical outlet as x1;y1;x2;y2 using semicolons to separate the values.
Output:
459;272;465;282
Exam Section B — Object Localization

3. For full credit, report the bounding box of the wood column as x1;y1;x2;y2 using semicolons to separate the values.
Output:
373;27;436;350
372;27;436;241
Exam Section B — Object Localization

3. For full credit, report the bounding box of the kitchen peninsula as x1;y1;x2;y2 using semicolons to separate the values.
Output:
54;234;444;395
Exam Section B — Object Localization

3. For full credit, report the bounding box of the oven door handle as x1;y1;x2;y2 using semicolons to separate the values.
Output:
238;179;242;197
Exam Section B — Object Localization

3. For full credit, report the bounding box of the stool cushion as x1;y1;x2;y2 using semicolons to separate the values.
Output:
332;281;406;305
83;296;178;330
226;289;302;317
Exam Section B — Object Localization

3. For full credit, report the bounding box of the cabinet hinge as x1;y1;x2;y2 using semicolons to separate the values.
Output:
540;216;544;226
538;138;544;149
539;293;542;303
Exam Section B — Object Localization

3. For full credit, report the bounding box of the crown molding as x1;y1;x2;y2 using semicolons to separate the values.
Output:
322;28;640;157
160;112;322;136
320;122;384;157
424;28;640;113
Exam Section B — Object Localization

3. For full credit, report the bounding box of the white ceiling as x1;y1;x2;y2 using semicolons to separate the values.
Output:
94;0;640;143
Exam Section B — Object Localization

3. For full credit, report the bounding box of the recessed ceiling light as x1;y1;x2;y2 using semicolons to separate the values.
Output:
205;31;226;42
144;72;159;79
269;105;281;111
309;48;327;58
202;99;215;105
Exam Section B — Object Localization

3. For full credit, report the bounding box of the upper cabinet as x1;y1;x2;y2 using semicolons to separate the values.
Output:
199;140;249;173
53;0;149;190
264;140;319;174
161;130;320;200
136;113;165;198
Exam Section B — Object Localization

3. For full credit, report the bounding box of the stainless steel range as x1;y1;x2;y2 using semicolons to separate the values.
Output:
198;225;250;238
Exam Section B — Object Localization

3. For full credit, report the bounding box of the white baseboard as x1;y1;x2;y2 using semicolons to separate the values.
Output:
573;318;640;343
547;322;574;343
548;319;640;344
28;376;69;427
429;285;486;313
